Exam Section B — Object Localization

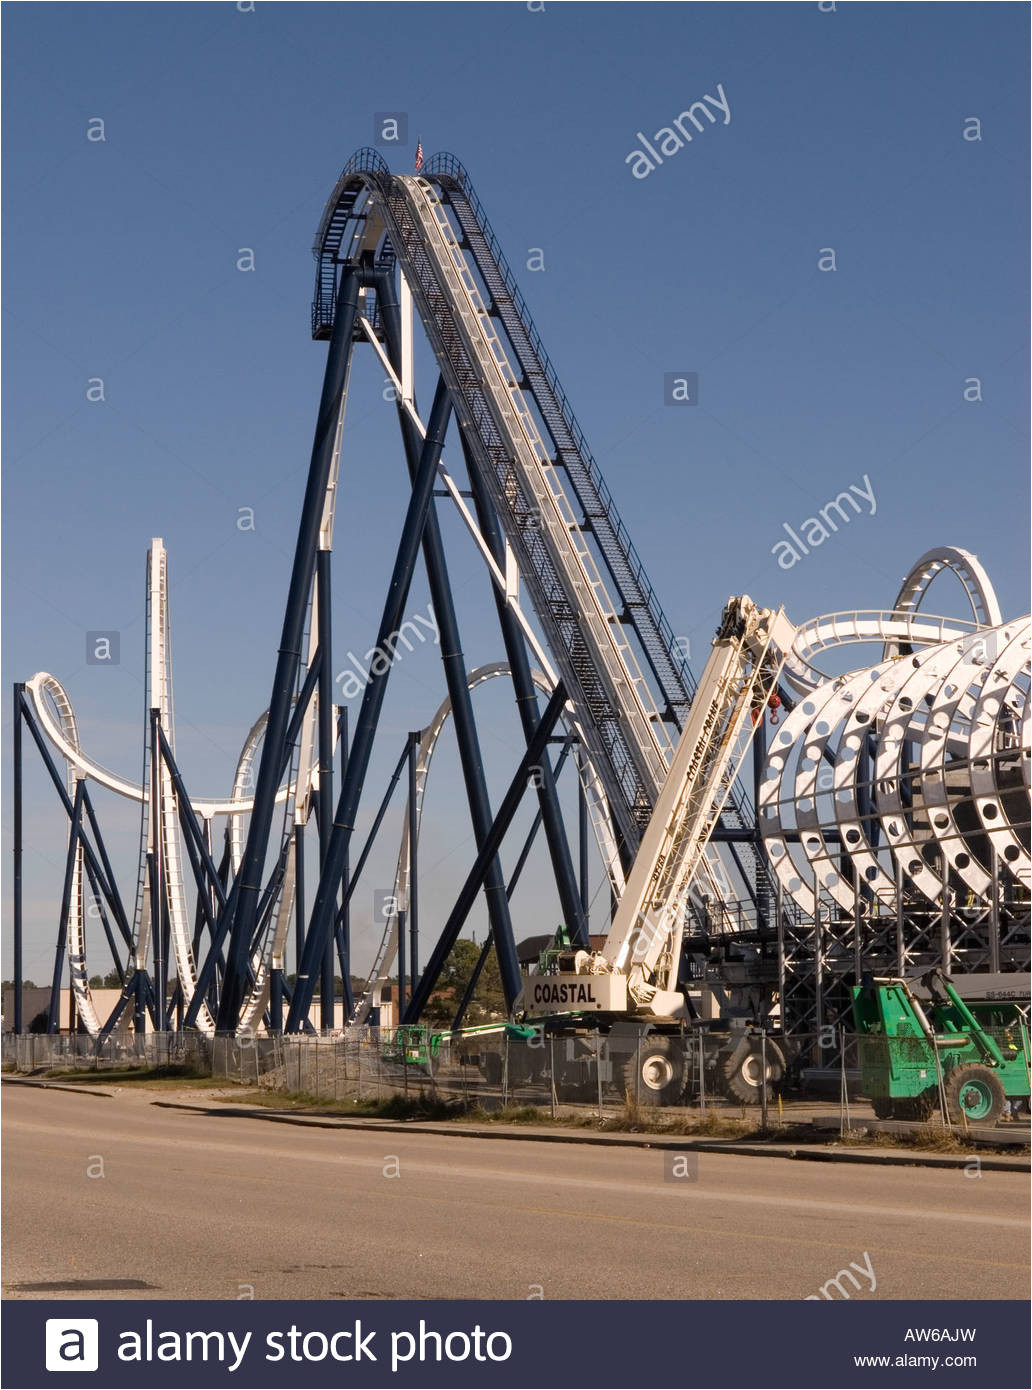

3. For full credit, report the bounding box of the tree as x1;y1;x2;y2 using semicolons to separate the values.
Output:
423;937;506;1025
102;969;121;989
88;975;104;990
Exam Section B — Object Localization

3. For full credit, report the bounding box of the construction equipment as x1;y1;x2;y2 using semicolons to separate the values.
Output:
507;596;792;1103
384;1020;537;1074
851;970;1030;1124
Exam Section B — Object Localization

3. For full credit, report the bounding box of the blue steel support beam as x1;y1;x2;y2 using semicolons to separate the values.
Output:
149;708;168;1032
133;972;149;1036
408;732;419;984
98;986;132;1043
12;685;24;1034
402;680;568;1024
157;727;228;910
19;694;133;950
294;824;305;975
48;780;84;1033
578;750;590;924
377;276;521;1008
218;268;363;1031
187;596;323;1028
451;739;575;1032
84;864;125;987
337;707;353;1017
284;377;454;1031
336;739;410;924
80;787;133;949
463;443;588;947
317;548;335;1031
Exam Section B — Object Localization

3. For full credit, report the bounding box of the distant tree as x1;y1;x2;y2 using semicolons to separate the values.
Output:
28;1010;49;1034
102;969;121;989
423;937;505;1025
88;975;104;990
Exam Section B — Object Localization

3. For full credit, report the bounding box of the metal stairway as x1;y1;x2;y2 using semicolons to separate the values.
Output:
422;155;766;899
373;174;668;852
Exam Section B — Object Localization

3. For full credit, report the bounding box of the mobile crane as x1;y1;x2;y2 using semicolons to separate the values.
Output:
512;594;794;1104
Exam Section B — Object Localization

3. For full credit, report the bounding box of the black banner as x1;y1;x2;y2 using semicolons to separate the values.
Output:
3;1299;1025;1389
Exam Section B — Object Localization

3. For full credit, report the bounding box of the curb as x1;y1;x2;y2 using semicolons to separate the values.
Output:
2;1077;114;1099
150;1100;1030;1173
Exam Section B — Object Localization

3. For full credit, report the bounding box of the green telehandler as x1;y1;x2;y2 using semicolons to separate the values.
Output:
383;1020;538;1073
851;970;1030;1125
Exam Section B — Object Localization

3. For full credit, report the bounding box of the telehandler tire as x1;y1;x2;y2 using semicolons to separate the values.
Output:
945;1064;1006;1126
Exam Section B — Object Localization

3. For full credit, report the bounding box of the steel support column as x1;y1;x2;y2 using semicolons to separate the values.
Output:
377;275;521;1005
464;445;588;947
452;737;576;1030
578;755;590;925
284;377;454;1031
149;708;168;1032
403;681;568;1023
12;684;24;1034
407;731;420;984
219;267;362;1030
337;707;353;1016
317;551;336;1031
49;780;85;1033
989;844;1001;973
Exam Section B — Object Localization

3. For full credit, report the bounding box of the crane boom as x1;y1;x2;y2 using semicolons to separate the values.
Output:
520;596;787;1021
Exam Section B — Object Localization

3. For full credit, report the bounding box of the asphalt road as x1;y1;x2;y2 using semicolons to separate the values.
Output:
3;1084;1028;1302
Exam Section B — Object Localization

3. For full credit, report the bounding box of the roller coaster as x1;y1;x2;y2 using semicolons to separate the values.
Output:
10;149;1031;1060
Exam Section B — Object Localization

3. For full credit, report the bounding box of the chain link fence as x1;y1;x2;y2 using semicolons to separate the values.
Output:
1;1031;202;1072
5;1025;1027;1130
204;1027;824;1116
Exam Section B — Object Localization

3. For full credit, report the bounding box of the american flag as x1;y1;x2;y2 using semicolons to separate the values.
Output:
414;140;423;172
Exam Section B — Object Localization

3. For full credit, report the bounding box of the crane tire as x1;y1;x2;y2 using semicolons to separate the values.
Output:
721;1040;785;1105
623;1036;685;1106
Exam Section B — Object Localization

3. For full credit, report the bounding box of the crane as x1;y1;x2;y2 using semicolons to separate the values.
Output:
517;595;790;1026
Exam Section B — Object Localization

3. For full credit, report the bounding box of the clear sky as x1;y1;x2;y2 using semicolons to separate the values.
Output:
3;1;1028;985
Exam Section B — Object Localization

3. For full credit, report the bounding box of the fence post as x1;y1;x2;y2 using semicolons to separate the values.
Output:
760;1029;769;1130
502;1032;510;1108
595;1031;603;1120
933;1030;951;1132
549;1035;557;1118
698;1030;706;1115
839;1025;851;1136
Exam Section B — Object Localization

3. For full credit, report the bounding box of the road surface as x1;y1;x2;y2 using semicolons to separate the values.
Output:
3;1083;1028;1301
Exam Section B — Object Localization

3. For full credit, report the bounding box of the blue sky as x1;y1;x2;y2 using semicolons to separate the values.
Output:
3;1;1028;984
